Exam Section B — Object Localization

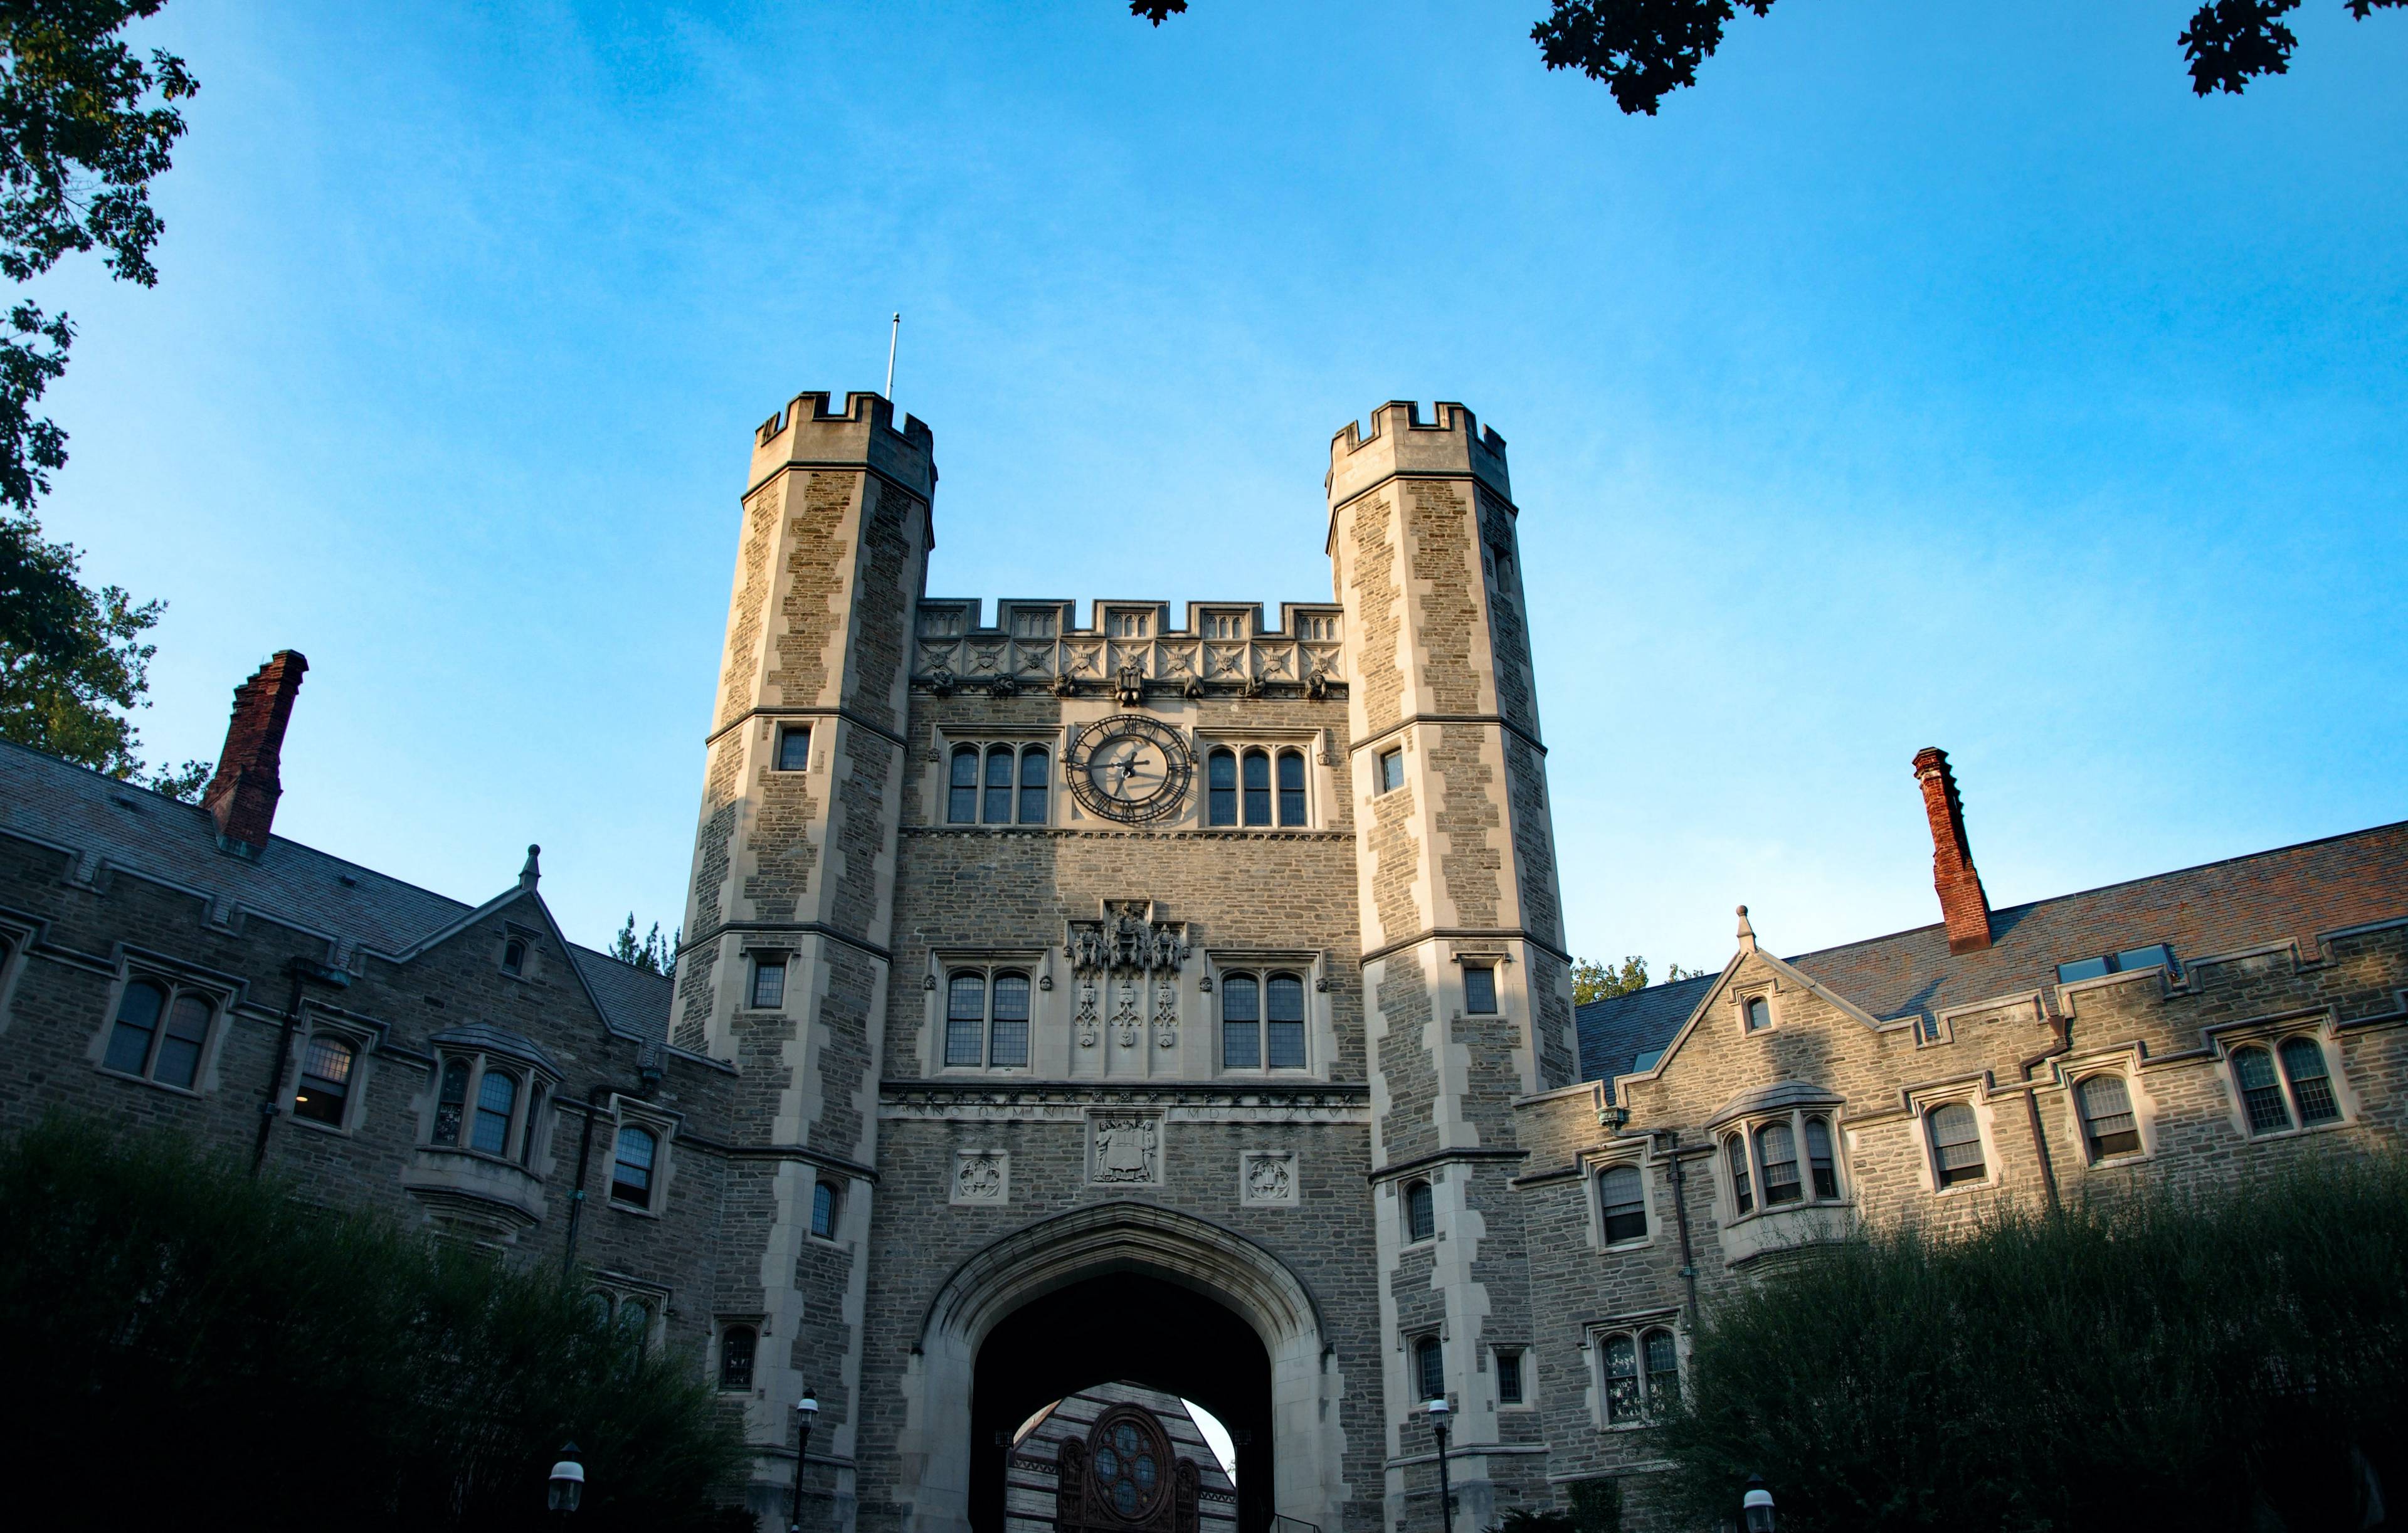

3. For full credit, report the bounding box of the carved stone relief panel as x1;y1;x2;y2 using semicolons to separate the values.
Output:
951;1149;1010;1206
1067;900;1190;1051
1239;1150;1297;1207
1087;1110;1164;1187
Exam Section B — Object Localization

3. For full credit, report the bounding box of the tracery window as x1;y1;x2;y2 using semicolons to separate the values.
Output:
945;968;1031;1069
427;1051;550;1167
102;976;219;1090
1087;1409;1170;1520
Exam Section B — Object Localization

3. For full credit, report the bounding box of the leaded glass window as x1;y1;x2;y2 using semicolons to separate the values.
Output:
473;1070;518;1155
946;974;987;1067
612;1125;656;1206
1602;1333;1641;1422
1222;973;1260;1069
2234;1046;2290;1134
1415;1335;1445;1403
103;979;167;1077
1724;1133;1752;1214
1208;749;1237;826
1242;749;1271;826
1464;966;1497;1015
293;1035;355;1125
948;746;979;824
103;978;217;1088
1018;747;1049;824
1929;1102;1984;1187
1598;1163;1647;1243
984;746;1014;824
2076;1074;2141;1159
432;1058;469;1146
811;1179;838;1238
1806;1115;1839;1198
1497;1349;1524;1404
988;971;1030;1067
1643;1328;1679;1409
1087;1410;1171;1522
1743;995;1771;1031
777;724;810;772
1405;1179;1435;1242
1277;749;1306;825
2279;1037;2340;1124
1265;972;1306;1068
720;1326;757;1391
1758;1120;1802;1205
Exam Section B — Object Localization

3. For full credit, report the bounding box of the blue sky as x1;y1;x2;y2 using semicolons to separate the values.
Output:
35;1;2408;972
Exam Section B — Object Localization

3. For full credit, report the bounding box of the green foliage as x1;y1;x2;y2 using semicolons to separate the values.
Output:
1654;1162;2408;1532
0;1114;747;1530
1489;1509;1576;1533
0;510;174;776
1571;954;1698;1005
611;912;680;978
1134;3;2407;113
1564;1479;1622;1533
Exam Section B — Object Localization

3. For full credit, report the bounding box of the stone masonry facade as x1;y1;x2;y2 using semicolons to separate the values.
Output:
0;394;2400;1533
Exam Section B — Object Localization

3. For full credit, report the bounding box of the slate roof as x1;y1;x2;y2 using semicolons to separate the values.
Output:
0;739;674;1044
1576;819;2408;1089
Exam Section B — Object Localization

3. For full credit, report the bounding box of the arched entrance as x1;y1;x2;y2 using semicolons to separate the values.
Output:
973;1273;1269;1533
902;1202;1347;1533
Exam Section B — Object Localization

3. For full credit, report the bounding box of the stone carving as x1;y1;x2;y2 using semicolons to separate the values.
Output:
926;666;956;698
986;673;1018;699
1116;660;1146;705
952;1150;1008;1205
1068;901;1190;1047
917;626;1345;700
1242;1151;1296;1206
1052;672;1080;698
1090;1115;1161;1184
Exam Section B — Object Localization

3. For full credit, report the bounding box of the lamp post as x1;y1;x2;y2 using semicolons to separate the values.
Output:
1425;1396;1452;1533
1741;1474;1775;1533
789;1389;819;1533
547;1443;584;1514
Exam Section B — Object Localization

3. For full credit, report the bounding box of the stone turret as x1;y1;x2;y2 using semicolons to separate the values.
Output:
676;389;934;1529
1327;402;1573;1533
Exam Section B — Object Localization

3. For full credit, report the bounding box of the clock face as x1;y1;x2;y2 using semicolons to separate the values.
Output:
1065;715;1193;824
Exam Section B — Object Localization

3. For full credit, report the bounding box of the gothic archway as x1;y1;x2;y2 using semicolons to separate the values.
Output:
900;1202;1347;1533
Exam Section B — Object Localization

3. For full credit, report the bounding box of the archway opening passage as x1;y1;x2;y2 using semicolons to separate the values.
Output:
973;1273;1274;1533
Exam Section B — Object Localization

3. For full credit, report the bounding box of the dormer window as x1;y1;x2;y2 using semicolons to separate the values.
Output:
2056;944;2173;984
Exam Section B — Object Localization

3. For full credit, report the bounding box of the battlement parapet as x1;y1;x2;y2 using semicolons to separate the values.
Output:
748;389;936;500
1324;399;1510;508
909;597;1346;701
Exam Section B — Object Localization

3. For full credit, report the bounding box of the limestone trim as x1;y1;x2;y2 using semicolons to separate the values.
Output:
676;919;892;964
916;1198;1327;1347
1349;713;1546;757
1358;928;1572;967
704;703;909;751
1364;1146;1528;1187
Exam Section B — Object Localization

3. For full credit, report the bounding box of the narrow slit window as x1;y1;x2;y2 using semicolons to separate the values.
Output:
777;725;811;772
1928;1102;1985;1187
1725;1134;1753;1214
983;745;1014;824
611;1125;657;1208
1805;1116;1839;1198
989;972;1031;1068
1242;750;1271;826
946;974;987;1067
2279;1037;2340;1125
2076;1075;2141;1159
1220;973;1260;1070
1758;1120;1802;1205
1377;748;1403;794
521;1084;546;1164
2234;1046;2291;1134
1208;749;1237;826
1265;972;1306;1068
473;1070;519;1155
1496;1349;1524;1405
501;938;527;976
948;746;980;824
1464;966;1497;1015
1743;996;1771;1031
1277;750;1307;826
1018;747;1049;824
811;1179;839;1238
1598;1163;1647;1243
293;1035;356;1125
1405;1179;1435;1242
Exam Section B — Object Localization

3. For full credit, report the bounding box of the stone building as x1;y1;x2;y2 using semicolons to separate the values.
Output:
1;392;2400;1533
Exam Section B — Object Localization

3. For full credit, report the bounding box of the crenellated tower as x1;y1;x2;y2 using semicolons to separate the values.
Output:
1326;402;1575;1533
676;389;935;1528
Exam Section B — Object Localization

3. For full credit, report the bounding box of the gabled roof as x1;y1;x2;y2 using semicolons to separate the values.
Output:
1575;819;2408;1087
0;739;673;1044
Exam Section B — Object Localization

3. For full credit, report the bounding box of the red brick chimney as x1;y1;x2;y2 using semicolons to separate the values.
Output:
1913;746;1992;954
202;651;308;858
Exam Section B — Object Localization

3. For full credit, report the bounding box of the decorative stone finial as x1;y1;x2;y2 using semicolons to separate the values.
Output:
519;845;542;890
1735;903;1756;953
